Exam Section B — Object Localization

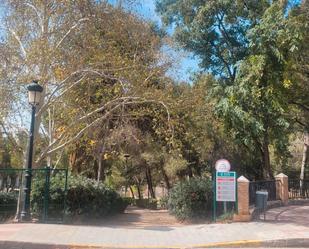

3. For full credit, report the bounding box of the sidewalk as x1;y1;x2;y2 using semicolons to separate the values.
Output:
0;204;309;248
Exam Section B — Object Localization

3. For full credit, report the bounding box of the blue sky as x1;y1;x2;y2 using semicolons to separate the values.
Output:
109;0;201;82
131;1;201;82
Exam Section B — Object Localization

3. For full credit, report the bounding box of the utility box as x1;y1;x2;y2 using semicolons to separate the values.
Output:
256;190;268;219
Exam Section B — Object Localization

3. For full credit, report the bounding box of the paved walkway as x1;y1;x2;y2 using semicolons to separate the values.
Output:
0;204;309;248
82;206;183;228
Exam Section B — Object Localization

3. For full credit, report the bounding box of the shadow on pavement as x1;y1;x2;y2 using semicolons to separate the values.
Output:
257;204;309;227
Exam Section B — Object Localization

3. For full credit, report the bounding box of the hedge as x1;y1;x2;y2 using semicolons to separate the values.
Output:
0;192;17;221
31;173;129;219
168;177;212;220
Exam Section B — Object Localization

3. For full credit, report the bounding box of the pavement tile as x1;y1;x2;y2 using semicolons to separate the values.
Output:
0;204;308;248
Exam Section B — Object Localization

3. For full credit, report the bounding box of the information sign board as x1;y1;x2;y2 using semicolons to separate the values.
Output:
216;171;236;202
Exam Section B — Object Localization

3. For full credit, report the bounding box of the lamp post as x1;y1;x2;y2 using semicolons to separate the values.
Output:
20;80;43;221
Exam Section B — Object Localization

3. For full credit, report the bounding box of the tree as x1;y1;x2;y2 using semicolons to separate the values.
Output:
0;0;172;168
156;0;271;82
285;0;309;182
157;0;302;179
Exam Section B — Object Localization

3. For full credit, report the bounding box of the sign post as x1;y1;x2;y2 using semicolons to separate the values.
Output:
213;159;237;222
216;172;236;202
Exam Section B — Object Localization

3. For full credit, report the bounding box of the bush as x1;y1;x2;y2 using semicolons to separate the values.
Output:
135;198;157;209
159;195;169;209
31;173;129;219
0;192;17;221
31;172;67;218
168;177;212;220
67;177;129;217
122;197;135;205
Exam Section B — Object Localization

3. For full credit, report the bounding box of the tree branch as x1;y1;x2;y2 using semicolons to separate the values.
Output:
9;28;27;59
290;101;309;112
55;18;89;49
24;2;44;33
35;97;172;163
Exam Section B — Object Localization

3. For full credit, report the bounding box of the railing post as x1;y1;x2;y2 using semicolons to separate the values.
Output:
275;173;289;205
233;176;251;222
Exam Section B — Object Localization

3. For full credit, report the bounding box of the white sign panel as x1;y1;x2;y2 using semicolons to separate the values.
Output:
215;159;231;172
216;171;236;202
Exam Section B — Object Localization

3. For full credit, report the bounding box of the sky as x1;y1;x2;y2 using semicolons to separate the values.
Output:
109;0;201;82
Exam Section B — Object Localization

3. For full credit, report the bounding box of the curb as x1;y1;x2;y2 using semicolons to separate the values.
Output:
1;238;309;249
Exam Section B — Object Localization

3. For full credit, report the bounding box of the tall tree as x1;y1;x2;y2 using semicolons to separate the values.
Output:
157;0;302;178
0;0;172;168
285;0;309;181
156;0;271;82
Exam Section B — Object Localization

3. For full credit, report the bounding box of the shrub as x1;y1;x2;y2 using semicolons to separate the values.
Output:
135;198;157;209
0;192;17;221
31;173;129;220
168;177;212;220
31;171;67;218
67;176;129;217
159;195;169;209
122;197;135;205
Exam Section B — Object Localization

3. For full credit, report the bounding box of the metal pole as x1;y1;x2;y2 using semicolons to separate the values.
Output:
213;172;217;222
21;105;36;221
235;172;238;214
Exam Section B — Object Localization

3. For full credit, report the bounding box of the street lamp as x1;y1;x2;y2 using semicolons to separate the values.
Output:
20;80;43;221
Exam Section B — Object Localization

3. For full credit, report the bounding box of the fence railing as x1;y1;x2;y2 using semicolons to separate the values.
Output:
289;179;309;199
249;180;280;206
0;168;68;223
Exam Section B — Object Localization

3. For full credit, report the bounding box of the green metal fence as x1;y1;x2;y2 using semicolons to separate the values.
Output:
0;167;68;223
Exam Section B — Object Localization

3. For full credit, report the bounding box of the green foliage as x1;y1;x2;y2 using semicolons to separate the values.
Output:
157;0;306;179
284;1;309;132
158;195;169;209
31;173;128;219
212;2;301;178
168;177;212;220
67;177;128;217
156;0;270;80
164;153;188;177
0;192;17;221
122;197;135;205
135;198;157;209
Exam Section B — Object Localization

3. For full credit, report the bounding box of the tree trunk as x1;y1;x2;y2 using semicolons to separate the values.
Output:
129;186;135;199
97;155;102;183
69;151;77;170
188;165;193;178
145;167;155;199
160;163;171;190
136;184;142;199
15;150;27;220
300;131;308;191
47;108;55;168
261;133;273;179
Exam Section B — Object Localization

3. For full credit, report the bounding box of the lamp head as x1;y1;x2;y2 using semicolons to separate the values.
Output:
27;80;43;106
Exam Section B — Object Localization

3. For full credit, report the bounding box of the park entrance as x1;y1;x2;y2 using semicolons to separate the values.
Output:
0;168;68;223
